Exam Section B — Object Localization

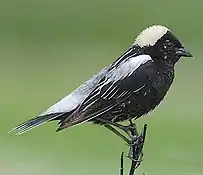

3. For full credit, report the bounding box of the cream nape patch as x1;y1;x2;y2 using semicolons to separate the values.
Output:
134;25;170;47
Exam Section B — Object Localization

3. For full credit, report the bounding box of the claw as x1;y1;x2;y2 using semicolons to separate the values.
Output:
125;154;143;162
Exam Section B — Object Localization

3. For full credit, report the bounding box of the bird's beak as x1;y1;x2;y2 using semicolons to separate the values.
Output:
176;47;193;57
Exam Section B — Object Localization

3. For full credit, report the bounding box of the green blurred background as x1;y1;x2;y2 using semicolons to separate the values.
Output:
1;0;202;174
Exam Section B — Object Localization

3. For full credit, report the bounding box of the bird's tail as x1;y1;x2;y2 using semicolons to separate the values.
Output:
9;113;65;135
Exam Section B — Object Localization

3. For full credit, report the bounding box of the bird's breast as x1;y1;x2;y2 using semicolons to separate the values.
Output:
126;66;174;119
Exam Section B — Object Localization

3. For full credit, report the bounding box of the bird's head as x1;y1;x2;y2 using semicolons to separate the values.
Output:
133;25;192;64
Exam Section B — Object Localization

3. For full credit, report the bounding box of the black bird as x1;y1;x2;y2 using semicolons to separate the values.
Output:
10;25;192;143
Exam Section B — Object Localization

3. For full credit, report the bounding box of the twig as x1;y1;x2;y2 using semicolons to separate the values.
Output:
120;152;124;175
119;123;147;175
129;124;147;175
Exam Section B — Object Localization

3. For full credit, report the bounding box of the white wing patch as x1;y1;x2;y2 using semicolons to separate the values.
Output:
134;25;169;47
39;93;81;116
39;67;109;116
38;54;151;116
107;54;152;81
67;54;152;114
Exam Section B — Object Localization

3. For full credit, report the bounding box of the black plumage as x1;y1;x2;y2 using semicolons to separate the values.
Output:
10;25;192;135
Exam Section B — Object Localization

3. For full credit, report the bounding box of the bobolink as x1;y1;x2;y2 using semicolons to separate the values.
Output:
10;25;192;142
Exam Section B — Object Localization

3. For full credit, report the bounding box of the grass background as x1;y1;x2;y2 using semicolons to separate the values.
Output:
1;0;203;174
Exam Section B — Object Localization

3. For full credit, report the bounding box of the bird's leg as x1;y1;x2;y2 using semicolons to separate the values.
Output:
96;117;138;140
128;119;139;136
104;124;131;144
126;119;140;159
104;118;140;145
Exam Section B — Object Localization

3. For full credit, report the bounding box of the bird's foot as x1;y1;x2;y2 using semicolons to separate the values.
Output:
120;124;138;138
127;123;147;168
96;117;138;139
126;145;144;169
119;124;147;175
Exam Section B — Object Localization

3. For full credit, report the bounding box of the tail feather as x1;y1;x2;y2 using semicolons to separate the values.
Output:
9;113;65;135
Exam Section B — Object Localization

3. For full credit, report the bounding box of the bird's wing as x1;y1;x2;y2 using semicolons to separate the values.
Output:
58;54;154;130
39;67;109;116
9;67;109;135
41;47;139;116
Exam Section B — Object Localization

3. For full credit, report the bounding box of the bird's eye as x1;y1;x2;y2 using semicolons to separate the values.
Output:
163;40;172;49
166;40;172;46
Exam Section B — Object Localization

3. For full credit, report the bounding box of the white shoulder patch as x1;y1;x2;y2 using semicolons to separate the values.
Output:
39;67;109;116
107;54;152;81
134;25;169;47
